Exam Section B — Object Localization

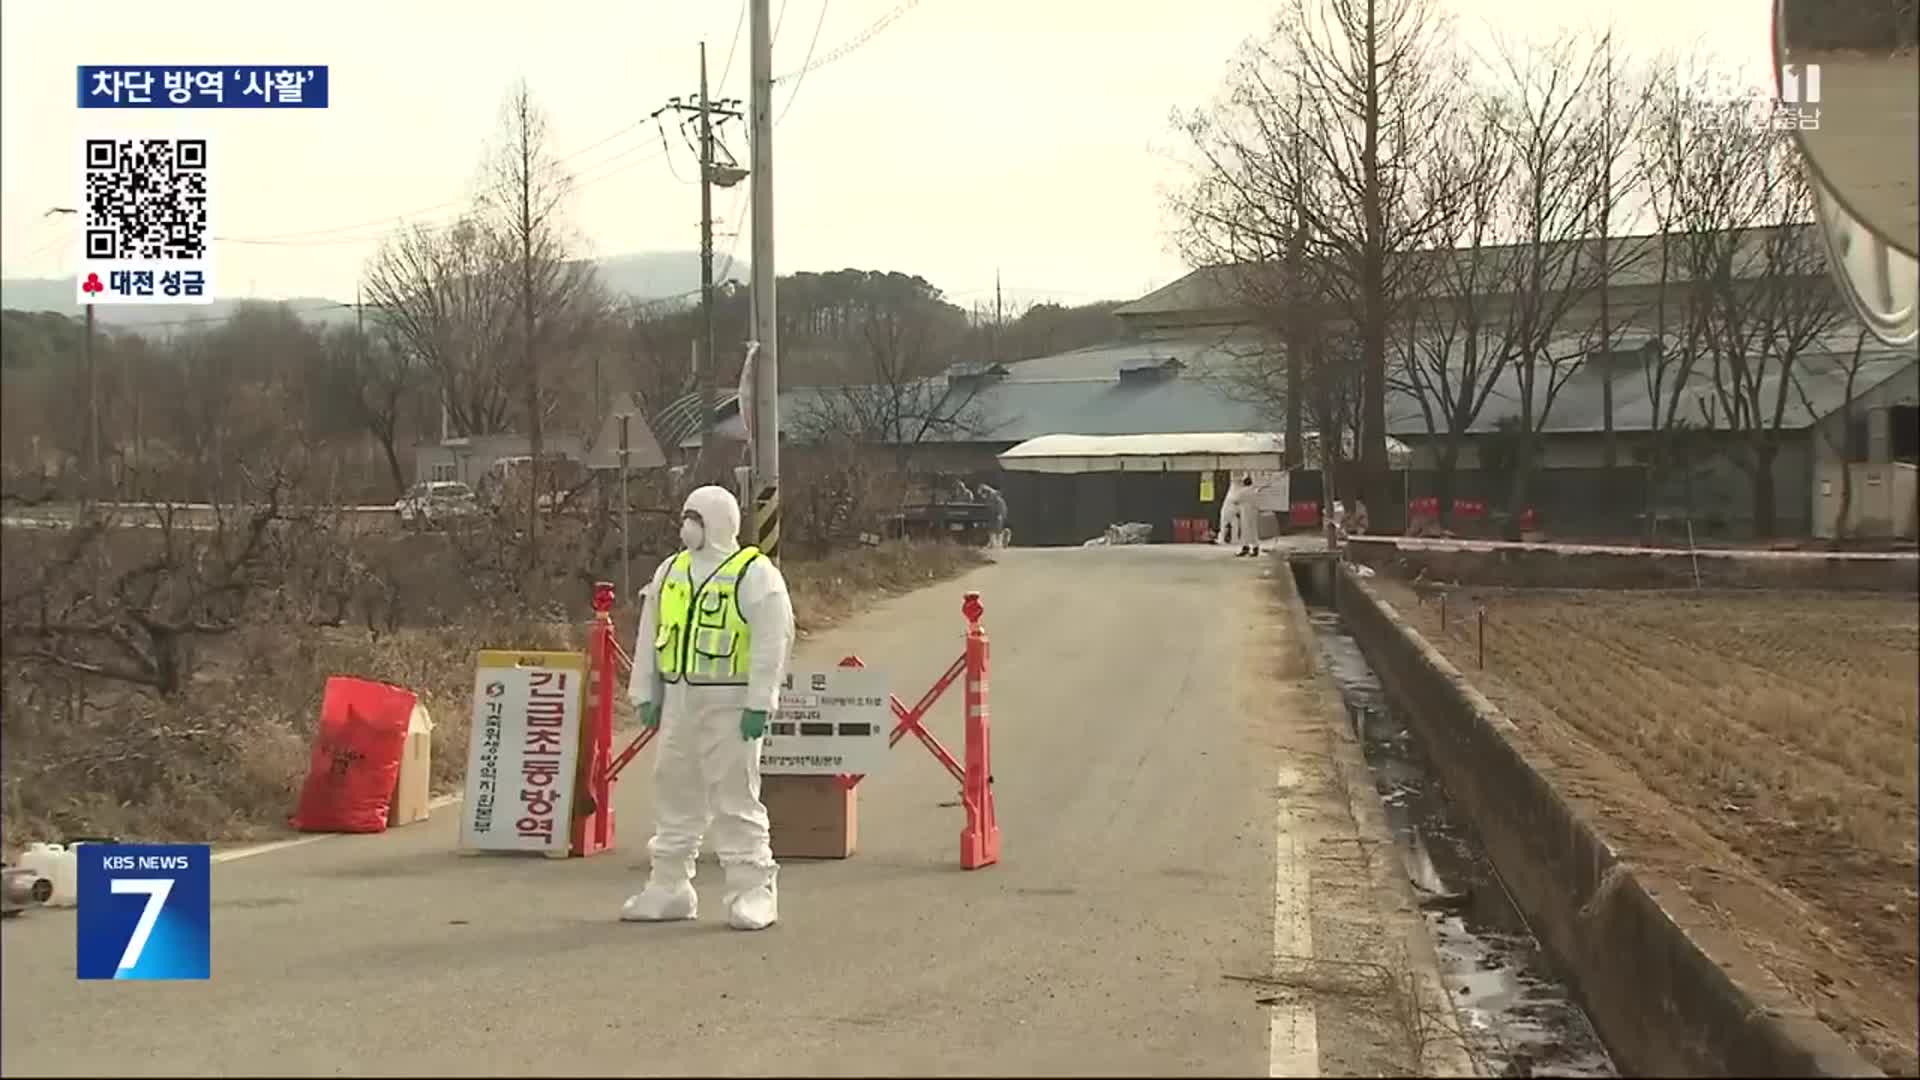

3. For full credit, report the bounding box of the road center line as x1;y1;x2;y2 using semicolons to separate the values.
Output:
1270;764;1320;1078
210;793;464;863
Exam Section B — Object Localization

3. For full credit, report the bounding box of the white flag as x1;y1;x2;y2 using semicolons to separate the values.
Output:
737;342;758;452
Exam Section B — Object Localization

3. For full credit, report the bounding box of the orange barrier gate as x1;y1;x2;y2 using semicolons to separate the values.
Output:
576;583;1000;871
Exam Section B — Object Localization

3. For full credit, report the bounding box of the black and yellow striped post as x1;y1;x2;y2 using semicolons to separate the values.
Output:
754;484;781;562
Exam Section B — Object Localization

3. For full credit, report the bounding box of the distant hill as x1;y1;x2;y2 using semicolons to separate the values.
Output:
0;250;747;334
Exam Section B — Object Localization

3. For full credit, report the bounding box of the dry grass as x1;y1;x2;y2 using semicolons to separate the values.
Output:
785;540;991;635
1376;580;1920;1075
0;540;989;853
1228;952;1477;1076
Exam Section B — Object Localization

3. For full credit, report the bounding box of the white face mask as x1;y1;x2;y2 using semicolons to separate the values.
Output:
680;519;706;550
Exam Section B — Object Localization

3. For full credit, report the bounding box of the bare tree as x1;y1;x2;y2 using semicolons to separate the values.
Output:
791;296;994;470
363;218;519;438
1637;54;1845;537
1;470;293;696
317;323;422;498
1585;27;1658;469
1634;54;1736;533
1485;30;1625;533
1171;0;1461;528
1696;159;1844;537
143;305;323;502
1797;327;1875;542
480;80;603;554
1391;86;1520;525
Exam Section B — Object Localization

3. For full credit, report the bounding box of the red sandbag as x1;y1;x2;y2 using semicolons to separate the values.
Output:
291;677;418;833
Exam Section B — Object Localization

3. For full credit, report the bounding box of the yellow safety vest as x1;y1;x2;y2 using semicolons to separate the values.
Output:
654;546;762;685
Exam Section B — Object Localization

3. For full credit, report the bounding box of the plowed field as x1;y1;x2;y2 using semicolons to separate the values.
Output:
1375;583;1919;1075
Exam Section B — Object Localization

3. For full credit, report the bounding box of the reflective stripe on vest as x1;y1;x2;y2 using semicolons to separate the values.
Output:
654;546;762;686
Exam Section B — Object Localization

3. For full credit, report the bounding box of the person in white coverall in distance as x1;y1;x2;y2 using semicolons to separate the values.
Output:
622;485;795;931
1218;474;1262;557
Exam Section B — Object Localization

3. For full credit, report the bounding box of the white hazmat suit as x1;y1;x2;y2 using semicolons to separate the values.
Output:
622;485;796;931
1218;476;1263;556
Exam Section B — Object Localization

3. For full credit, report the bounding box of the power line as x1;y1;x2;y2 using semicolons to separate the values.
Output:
87;300;355;333
773;0;924;85
216;117;660;245
776;0;833;125
214;137;671;248
656;116;690;182
717;0;748;91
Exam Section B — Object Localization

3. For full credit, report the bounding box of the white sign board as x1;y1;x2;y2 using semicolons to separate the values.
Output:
1249;469;1291;513
460;650;586;855
763;668;893;776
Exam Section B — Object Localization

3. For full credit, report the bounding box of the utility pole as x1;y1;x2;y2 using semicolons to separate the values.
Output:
125;320;139;481
749;0;781;560
652;61;743;477
519;99;542;553
45;206;98;500
699;42;717;444
1598;28;1617;471
619;414;632;603
84;303;98;501
992;269;1003;366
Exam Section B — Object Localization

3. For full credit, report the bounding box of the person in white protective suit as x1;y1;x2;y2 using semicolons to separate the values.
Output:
1218;474;1263;557
621;485;795;931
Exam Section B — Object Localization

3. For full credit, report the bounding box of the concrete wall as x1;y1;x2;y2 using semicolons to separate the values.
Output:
1814;462;1919;539
1388;432;1817;539
1329;566;1882;1078
1811;362;1920;466
1345;535;1920;592
1810;365;1920;538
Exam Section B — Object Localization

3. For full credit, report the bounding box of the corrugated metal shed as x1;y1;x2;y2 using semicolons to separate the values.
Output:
999;432;1286;474
766;327;1914;449
998;430;1412;473
1117;227;1827;321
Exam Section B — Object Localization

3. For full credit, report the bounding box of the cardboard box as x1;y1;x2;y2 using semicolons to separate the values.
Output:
763;775;857;859
388;703;433;828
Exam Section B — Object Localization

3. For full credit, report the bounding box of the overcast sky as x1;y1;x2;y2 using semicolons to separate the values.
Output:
1;0;1770;308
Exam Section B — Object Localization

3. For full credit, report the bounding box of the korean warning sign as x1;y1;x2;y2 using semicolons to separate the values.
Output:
763;668;892;776
459;650;586;855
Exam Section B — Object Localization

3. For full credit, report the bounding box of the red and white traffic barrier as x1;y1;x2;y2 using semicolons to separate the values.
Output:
577;582;1001;870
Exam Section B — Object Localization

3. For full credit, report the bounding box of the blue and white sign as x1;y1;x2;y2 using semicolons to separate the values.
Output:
76;844;211;981
78;66;329;108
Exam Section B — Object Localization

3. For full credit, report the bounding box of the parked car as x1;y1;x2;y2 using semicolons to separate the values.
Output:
397;480;480;528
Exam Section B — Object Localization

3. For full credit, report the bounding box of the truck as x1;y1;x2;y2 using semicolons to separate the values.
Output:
885;473;997;546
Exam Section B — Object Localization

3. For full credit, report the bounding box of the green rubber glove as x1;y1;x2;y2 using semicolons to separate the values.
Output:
638;701;661;730
741;708;768;740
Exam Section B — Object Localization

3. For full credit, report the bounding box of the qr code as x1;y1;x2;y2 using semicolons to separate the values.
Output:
83;138;208;261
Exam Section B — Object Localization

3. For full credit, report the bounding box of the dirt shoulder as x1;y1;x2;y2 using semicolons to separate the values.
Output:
0;542;989;854
1372;579;1919;1076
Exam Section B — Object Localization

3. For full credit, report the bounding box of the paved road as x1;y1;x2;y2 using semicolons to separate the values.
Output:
0;546;1413;1077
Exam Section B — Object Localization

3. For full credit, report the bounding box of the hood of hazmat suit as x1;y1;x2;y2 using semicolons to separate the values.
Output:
622;485;794;930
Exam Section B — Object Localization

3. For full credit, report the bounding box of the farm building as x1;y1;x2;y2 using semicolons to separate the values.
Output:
411;395;669;491
684;335;1410;546
723;226;1918;544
